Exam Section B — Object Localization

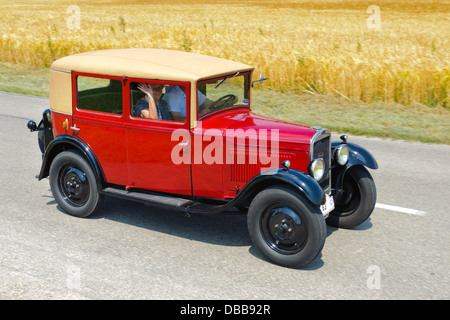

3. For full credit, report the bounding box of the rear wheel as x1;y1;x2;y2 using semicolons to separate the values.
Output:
327;166;376;228
49;150;103;218
248;185;326;268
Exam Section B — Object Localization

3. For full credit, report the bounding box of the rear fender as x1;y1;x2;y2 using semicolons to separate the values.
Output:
38;135;105;189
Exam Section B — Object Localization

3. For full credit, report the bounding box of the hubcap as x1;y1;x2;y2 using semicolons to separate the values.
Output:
58;165;90;206
262;205;308;254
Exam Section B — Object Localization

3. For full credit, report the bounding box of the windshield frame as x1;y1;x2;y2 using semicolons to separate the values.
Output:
197;71;252;119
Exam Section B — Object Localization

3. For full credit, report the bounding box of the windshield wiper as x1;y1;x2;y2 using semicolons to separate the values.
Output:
215;72;240;89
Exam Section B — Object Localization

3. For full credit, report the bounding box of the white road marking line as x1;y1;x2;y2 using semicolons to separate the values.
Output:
375;203;427;216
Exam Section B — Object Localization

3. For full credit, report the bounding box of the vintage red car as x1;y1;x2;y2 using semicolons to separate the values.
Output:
28;49;378;268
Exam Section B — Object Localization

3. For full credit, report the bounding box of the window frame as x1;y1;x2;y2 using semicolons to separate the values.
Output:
196;71;252;120
126;77;191;129
72;72;126;120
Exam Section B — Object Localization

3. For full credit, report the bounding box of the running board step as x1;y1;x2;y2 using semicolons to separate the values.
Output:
101;187;240;215
102;187;194;211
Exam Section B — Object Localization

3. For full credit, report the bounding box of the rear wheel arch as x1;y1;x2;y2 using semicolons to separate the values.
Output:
49;149;104;218
38;135;105;190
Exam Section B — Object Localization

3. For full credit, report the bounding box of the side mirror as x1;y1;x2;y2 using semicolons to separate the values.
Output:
251;73;269;87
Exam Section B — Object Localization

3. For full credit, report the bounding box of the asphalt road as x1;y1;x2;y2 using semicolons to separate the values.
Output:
0;91;448;300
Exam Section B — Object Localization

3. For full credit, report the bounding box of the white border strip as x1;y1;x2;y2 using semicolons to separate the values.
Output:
375;203;427;216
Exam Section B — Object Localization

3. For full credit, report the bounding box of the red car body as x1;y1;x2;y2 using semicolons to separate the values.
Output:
28;49;378;268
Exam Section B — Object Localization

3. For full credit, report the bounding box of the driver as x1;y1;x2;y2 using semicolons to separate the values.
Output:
162;85;214;121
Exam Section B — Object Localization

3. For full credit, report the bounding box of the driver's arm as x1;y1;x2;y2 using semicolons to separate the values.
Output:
199;98;213;109
198;90;212;108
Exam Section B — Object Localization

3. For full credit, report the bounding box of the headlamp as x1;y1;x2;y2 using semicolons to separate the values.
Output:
334;144;349;166
309;158;325;181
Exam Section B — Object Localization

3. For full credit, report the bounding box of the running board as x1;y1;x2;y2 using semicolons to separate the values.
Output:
102;187;194;212
101;187;240;215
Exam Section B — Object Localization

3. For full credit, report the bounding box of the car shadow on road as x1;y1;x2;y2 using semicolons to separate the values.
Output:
247;246;325;270
92;196;253;248
48;194;364;270
96;195;331;270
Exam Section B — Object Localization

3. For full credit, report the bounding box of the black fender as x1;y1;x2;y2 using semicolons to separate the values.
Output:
331;141;378;200
27;109;54;155
186;168;324;215
331;142;378;172
38;135;105;190
333;142;378;170
232;168;325;207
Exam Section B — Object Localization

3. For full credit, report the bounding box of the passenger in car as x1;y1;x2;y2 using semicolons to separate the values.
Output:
163;85;213;121
135;83;173;120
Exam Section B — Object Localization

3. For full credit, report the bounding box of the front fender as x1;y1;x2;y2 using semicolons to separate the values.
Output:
332;142;378;170
233;168;325;207
38;135;105;189
331;142;378;195
347;142;378;169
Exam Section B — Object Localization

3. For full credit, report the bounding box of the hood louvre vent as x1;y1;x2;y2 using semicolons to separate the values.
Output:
229;148;294;183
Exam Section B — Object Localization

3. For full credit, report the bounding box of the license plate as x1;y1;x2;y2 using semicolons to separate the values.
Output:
320;194;335;218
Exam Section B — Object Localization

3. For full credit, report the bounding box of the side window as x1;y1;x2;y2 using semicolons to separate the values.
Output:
77;76;123;115
130;81;186;122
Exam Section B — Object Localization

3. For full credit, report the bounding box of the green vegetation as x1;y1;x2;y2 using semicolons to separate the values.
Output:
1;61;448;144
0;62;49;97
252;88;450;144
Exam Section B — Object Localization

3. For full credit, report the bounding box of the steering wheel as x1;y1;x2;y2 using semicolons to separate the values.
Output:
209;94;238;111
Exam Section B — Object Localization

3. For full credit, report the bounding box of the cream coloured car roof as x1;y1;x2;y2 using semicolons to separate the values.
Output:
51;48;254;81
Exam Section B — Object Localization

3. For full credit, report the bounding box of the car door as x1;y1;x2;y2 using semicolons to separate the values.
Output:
125;79;192;195
72;72;128;186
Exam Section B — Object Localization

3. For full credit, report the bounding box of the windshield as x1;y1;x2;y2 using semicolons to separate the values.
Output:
198;72;250;119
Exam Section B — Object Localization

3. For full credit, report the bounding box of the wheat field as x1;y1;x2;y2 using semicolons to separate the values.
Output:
0;0;448;108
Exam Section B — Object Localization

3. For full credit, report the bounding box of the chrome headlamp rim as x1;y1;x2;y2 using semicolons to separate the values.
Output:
309;158;325;181
335;144;349;166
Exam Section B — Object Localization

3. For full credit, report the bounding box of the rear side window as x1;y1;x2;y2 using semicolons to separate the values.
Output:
77;75;123;115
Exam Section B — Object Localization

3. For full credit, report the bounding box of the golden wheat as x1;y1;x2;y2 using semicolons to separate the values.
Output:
0;0;448;107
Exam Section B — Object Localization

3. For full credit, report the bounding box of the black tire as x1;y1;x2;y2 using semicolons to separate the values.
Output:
327;166;376;229
49;150;103;218
247;185;326;268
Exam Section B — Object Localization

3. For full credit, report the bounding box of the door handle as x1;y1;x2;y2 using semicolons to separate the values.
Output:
70;124;81;132
178;142;189;147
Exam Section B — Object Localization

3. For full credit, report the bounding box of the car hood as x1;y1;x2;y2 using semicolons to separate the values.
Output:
196;108;316;152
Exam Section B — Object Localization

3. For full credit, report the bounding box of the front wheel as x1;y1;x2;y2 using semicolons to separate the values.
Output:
327;166;376;229
49;150;103;218
247;185;326;268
